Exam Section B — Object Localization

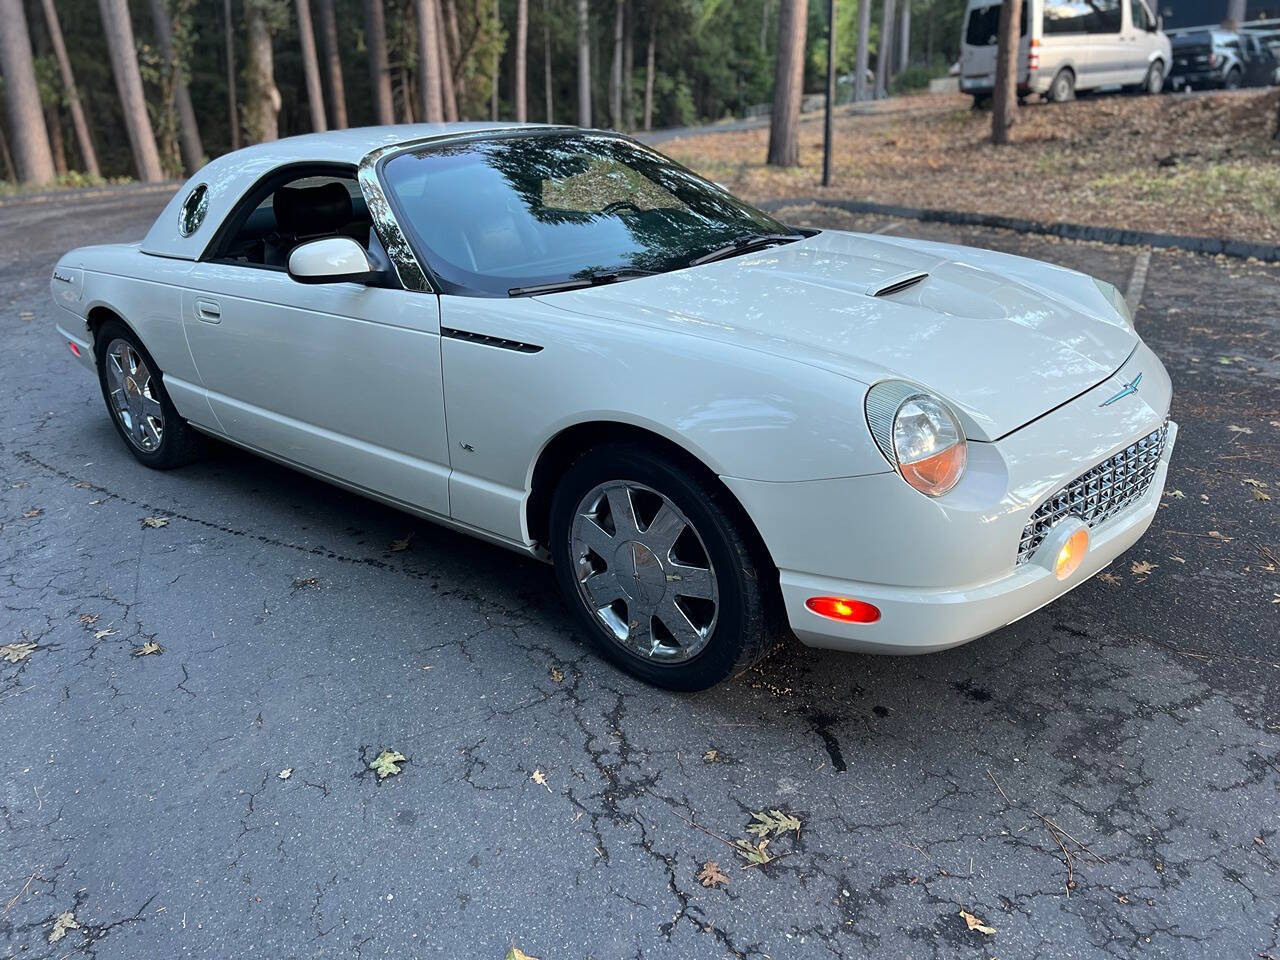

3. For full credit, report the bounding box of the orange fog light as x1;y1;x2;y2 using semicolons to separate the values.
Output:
806;596;881;624
1055;527;1089;580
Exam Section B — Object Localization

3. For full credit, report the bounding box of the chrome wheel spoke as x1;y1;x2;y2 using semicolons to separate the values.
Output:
656;597;704;650
605;486;639;539
575;515;615;558
643;502;685;556
624;612;657;657
666;562;715;600
140;394;164;420
581;570;624;609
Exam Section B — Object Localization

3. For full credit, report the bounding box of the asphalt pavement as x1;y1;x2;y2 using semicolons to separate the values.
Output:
1;187;1277;960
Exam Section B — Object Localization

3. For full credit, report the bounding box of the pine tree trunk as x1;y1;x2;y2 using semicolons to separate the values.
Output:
0;124;16;182
39;0;100;177
0;0;57;184
244;0;281;142
610;0;623;128
224;0;240;149
767;0;807;167
491;0;500;120
875;0;894;97
643;17;654;131
46;105;69;176
544;0;554;123
577;0;591;126
991;0;1022;145
98;0;164;181
515;0;529;122
298;0;329;130
898;0;910;73
854;0;870;101
435;0;458;121
416;0;444;121
364;0;394;125
317;0;348;127
445;0;467;103
148;0;204;173
622;1;633;130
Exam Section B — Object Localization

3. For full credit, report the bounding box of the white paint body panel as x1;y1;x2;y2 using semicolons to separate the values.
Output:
52;126;1175;655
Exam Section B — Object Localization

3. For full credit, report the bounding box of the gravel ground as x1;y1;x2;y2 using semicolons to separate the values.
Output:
1;188;1277;960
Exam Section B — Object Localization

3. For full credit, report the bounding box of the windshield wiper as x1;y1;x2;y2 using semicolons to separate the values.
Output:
688;232;804;267
508;268;656;298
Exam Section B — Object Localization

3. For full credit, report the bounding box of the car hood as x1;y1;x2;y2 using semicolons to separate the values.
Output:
538;229;1138;441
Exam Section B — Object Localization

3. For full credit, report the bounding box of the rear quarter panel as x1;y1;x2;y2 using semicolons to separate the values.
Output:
53;244;207;424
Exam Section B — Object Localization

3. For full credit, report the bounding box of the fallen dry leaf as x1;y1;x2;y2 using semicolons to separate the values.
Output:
1130;560;1158;576
1;642;37;663
72;481;92;489
48;910;79;943
1253;489;1272;502
1097;572;1121;585
549;666;564;683
1166;489;1185;499
132;640;163;657
369;749;406;779
389;533;414;552
22;508;42;519
93;628;116;640
1207;530;1233;541
733;837;773;866
530;769;551;792
279;768;293;780
697;860;730;888
77;614;99;625
960;909;996;935
505;948;539;960
747;809;802;839
702;749;720;763
1169;555;1186;564
1227;425;1253;434
141;516;170;528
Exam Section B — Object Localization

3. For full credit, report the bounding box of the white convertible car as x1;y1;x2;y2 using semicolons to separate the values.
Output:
51;123;1175;690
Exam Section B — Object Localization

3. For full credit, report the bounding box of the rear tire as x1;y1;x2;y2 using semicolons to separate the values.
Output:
549;443;778;691
1046;68;1075;102
1224;66;1242;90
94;319;204;470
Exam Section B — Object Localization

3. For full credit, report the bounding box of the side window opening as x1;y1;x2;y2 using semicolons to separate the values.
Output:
212;170;373;269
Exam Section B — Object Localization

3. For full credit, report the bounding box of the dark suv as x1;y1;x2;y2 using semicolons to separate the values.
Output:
1169;29;1279;89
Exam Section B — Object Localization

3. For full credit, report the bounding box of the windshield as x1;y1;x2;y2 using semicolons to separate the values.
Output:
379;131;793;296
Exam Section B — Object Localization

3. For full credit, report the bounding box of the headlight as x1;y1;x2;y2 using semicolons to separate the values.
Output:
866;381;968;497
1093;278;1134;330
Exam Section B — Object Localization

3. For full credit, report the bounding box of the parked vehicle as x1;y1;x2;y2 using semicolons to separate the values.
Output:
50;125;1176;690
961;0;1171;104
1170;30;1244;88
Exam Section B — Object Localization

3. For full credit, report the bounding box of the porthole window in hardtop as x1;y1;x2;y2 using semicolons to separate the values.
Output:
179;183;209;237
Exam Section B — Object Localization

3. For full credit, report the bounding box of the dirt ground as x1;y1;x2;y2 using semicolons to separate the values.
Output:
662;89;1280;244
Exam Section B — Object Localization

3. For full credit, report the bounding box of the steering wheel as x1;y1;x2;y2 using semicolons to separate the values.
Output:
602;200;642;217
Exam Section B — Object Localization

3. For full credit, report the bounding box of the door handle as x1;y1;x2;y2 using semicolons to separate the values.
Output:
194;297;221;323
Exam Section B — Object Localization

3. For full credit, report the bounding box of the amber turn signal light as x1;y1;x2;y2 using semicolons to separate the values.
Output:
805;596;881;623
1055;527;1089;580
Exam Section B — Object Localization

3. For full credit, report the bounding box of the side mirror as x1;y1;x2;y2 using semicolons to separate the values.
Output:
287;236;385;285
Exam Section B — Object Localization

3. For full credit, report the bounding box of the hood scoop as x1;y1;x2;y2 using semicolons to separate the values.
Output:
865;270;929;298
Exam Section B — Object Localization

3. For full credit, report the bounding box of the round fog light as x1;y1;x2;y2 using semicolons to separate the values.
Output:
1032;518;1090;581
1055;527;1089;581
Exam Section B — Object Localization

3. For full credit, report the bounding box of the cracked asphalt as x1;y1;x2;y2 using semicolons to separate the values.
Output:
1;187;1277;960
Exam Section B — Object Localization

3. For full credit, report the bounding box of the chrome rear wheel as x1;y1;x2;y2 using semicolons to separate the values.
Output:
104;338;164;452
570;481;719;663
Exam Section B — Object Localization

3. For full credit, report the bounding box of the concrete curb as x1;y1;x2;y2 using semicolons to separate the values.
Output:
765;197;1280;263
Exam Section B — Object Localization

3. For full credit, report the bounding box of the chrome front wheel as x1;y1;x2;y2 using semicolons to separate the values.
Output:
104;338;164;452
570;481;720;663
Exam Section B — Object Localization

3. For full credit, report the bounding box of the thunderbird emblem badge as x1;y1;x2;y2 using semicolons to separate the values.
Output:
1100;372;1142;407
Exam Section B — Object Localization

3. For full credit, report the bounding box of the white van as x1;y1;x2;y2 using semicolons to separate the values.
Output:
960;0;1172;103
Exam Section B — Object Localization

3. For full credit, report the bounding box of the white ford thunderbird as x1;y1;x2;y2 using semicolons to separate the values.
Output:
51;123;1175;690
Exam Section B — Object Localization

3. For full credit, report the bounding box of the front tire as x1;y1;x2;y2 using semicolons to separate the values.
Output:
1143;60;1164;94
1224;66;1242;90
549;444;777;691
95;319;203;469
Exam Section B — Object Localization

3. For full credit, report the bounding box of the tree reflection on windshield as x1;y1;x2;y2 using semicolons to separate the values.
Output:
381;132;792;296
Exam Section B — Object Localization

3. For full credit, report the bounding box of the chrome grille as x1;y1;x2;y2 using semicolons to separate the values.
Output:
1017;423;1168;565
